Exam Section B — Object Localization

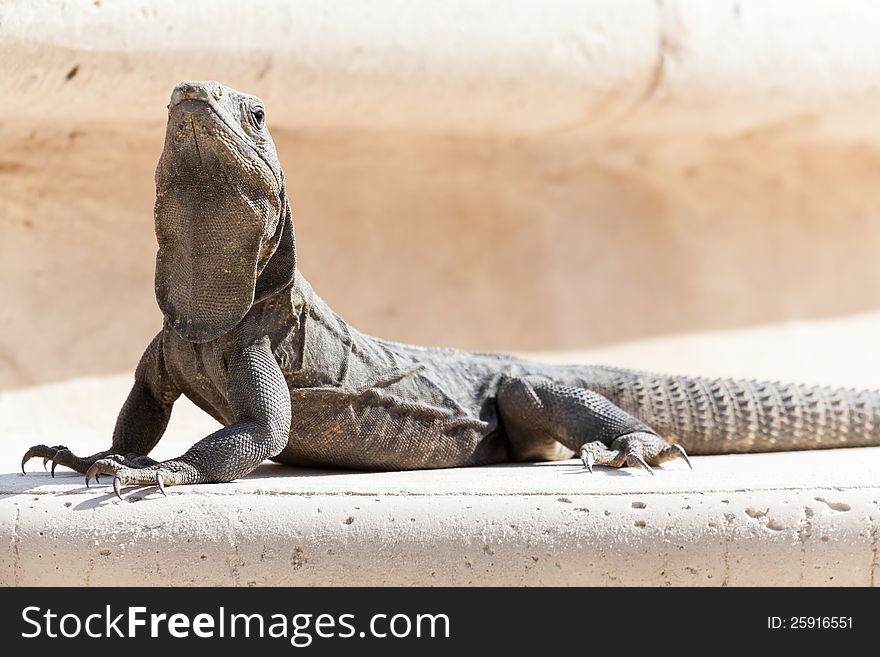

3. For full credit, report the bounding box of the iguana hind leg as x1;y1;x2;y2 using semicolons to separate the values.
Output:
497;375;691;472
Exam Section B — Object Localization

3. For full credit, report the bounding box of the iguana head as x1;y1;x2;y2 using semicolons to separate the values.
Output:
154;80;296;343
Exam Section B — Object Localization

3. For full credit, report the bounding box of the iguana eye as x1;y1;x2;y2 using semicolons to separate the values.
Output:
252;106;265;128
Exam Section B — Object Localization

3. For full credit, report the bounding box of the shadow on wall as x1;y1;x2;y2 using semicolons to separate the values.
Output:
2;122;880;388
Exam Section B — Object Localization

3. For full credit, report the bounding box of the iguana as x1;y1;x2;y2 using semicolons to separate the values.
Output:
21;80;880;498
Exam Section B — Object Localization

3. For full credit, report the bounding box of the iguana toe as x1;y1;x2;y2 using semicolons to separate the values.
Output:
85;458;122;487
112;468;174;499
667;443;693;469
87;460;174;499
21;444;68;474
155;471;168;497
112;475;125;500
626;451;655;475
580;448;595;473
50;448;79;477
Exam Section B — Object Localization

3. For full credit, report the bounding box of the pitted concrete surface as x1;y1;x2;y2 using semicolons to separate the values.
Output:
3;444;880;586
3;319;880;586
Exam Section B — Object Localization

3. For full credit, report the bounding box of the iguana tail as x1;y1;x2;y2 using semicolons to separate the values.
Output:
593;367;880;455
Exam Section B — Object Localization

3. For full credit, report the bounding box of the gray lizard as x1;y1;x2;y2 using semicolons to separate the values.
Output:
21;80;880;496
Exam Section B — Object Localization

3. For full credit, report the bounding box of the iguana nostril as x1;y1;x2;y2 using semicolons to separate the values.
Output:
169;81;215;108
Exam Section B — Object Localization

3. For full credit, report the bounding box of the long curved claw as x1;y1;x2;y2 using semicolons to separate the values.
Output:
20;450;33;474
112;475;124;501
629;453;655;476
156;472;167;497
20;448;50;474
580;448;595;473
85;462;99;488
50;451;64;478
671;444;693;470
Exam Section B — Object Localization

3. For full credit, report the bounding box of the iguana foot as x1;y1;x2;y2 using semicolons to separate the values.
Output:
21;445;158;478
580;432;692;474
21;444;106;477
85;460;191;499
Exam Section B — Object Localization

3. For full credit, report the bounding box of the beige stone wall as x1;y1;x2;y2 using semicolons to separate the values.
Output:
3;0;880;388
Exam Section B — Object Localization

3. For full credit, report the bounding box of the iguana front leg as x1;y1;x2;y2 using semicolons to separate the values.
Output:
21;334;179;477
85;337;291;498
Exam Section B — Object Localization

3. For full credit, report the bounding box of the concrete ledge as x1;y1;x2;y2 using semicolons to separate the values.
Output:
3;449;880;586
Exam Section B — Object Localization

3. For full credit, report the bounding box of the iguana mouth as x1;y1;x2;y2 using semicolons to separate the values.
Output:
189;117;203;166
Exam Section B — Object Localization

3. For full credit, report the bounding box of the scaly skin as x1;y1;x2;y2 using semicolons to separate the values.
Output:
22;80;880;498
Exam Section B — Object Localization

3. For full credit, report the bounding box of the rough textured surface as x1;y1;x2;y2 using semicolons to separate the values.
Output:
21;81;880;495
4;443;880;586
